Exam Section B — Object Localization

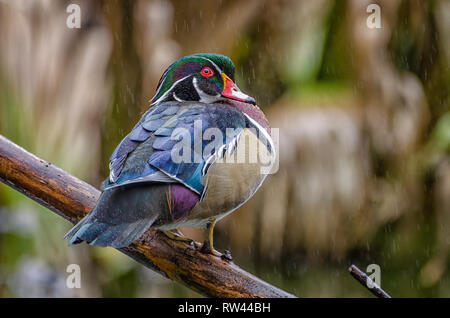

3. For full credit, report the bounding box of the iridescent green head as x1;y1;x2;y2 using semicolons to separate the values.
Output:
151;53;255;105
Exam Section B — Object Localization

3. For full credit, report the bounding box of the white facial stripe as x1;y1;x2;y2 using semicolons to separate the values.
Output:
151;75;191;105
149;68;171;102
243;113;276;158
172;92;184;102
192;56;223;75
192;77;220;103
150;77;165;102
151;56;227;104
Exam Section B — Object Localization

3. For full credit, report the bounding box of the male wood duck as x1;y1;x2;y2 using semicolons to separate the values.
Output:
65;53;275;257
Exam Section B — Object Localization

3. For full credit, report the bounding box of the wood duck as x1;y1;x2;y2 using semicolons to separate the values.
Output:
65;53;275;257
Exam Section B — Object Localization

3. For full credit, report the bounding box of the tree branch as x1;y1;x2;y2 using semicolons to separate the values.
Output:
0;135;295;298
348;265;391;298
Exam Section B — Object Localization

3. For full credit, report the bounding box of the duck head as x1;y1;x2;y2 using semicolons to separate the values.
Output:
150;53;256;106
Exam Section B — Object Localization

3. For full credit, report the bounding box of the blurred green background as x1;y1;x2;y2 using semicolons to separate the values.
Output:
0;0;450;297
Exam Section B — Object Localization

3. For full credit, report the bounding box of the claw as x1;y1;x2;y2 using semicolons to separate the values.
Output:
200;239;222;257
221;249;233;261
199;219;231;259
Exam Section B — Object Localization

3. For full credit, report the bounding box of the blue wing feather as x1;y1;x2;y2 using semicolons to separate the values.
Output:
105;101;247;194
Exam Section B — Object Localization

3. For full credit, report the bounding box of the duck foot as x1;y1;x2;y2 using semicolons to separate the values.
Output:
200;240;221;257
200;240;232;261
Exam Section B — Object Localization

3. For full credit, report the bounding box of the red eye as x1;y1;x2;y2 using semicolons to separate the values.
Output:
201;67;214;77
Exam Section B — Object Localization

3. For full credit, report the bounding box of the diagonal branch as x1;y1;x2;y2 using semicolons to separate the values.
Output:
348;265;391;298
0;134;295;298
